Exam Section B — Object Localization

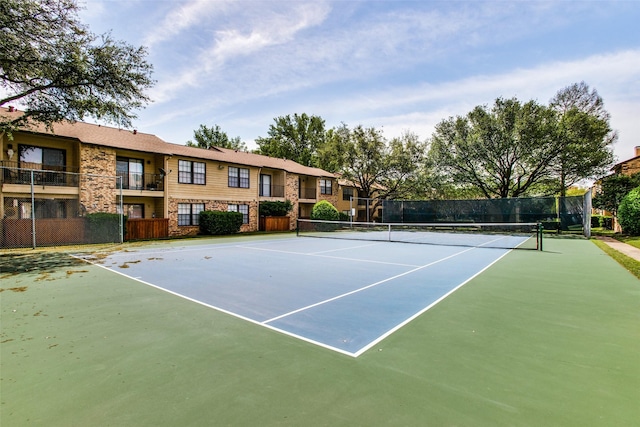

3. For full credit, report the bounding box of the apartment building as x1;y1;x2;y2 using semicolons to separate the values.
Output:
335;178;384;222
1;108;337;245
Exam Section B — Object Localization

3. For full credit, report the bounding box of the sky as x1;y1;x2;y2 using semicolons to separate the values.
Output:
79;0;640;164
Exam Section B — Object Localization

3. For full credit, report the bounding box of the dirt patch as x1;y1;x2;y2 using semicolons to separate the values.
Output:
0;286;28;293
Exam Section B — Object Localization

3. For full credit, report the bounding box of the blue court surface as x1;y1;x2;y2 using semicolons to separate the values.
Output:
78;236;523;357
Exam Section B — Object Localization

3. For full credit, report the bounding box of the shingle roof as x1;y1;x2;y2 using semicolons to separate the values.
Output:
2;108;335;177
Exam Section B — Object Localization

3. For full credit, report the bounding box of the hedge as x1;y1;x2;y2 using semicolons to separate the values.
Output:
199;211;243;235
259;200;293;217
85;212;123;243
311;200;340;221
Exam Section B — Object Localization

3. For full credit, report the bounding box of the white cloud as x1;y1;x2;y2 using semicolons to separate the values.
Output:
143;0;237;48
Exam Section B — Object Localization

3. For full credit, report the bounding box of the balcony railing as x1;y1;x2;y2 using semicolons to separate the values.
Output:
259;184;285;198
299;187;316;199
1;161;79;186
116;172;164;191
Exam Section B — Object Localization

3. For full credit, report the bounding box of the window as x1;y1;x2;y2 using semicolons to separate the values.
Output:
117;158;144;189
259;174;271;196
228;167;249;188
342;187;354;201
19;145;65;170
228;204;249;224
178;160;206;184
124;204;144;219
178;203;204;226
320;179;333;195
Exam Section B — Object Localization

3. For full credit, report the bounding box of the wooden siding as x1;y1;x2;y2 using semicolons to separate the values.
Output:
166;157;259;201
259;216;291;231
126;218;169;240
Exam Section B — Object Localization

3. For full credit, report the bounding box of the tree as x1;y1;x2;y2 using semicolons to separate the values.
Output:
0;0;154;136
321;124;386;201
429;98;560;198
318;124;426;202
379;131;427;200
256;113;326;166
617;186;640;235
186;124;247;151
592;173;640;216
549;82;616;195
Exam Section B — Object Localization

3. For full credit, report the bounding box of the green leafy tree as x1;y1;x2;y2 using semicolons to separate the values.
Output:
617;186;640;235
320;124;386;201
186;124;247;151
429;97;560;198
311;200;340;221
319;125;426;202
592;173;640;216
1;0;154;136
549;82;616;195
256;113;326;166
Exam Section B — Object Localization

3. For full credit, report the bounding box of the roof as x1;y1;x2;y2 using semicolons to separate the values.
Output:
611;155;640;172
1;107;335;178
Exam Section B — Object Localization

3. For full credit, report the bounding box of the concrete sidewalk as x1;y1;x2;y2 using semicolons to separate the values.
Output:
595;236;640;262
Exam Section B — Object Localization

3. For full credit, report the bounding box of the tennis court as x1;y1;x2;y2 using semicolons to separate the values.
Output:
77;231;528;356
2;232;639;426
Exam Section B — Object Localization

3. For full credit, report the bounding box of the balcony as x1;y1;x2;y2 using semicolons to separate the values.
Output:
116;172;164;191
1;161;79;186
299;186;317;200
259;184;285;198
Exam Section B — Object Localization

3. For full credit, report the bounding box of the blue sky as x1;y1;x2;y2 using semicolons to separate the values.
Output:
80;0;640;164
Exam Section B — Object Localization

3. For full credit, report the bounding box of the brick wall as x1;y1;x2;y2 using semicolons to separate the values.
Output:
79;145;117;214
285;174;300;229
168;198;258;237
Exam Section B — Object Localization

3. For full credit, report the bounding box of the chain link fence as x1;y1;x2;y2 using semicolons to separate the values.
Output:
1;166;123;249
381;194;590;236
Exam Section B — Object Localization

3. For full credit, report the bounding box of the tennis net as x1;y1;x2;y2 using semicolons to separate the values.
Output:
297;219;543;250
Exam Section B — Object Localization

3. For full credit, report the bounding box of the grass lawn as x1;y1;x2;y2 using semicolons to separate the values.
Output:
1;237;639;426
619;235;640;249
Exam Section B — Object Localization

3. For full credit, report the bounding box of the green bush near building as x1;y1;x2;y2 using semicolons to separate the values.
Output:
199;211;243;235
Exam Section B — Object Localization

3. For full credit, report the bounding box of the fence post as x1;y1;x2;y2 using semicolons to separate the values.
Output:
30;170;36;249
118;176;124;244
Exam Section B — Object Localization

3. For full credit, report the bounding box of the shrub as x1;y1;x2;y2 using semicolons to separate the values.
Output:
199;211;243;235
259;200;292;217
339;211;349;221
591;215;614;230
86;212;123;243
618;186;640;235
311;200;340;221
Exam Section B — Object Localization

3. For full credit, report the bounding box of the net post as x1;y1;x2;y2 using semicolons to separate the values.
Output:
538;222;543;251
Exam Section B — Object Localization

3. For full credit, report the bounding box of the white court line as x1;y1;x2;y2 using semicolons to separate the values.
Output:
352;247;514;357
72;234;517;358
70;253;360;358
262;246;476;324
80;237;302;259
236;244;422;268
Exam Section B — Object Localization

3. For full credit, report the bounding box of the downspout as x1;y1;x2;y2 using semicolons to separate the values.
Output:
257;167;262;231
163;155;171;220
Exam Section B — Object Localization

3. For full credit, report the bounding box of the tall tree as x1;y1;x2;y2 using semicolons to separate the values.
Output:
429;98;560;198
0;0;154;136
186;124;247;151
549;82;616;195
256;113;326;166
319;124;425;201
